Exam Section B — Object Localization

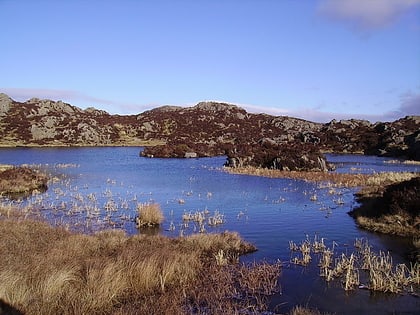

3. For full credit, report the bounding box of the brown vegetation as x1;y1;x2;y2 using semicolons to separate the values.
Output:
0;166;48;197
290;235;419;294
0;216;304;314
135;202;164;227
349;176;420;238
226;167;418;188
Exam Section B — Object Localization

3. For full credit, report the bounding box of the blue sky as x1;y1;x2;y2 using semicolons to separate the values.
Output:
1;0;419;122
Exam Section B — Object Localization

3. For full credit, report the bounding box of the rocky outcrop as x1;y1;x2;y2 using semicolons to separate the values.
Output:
0;93;13;116
0;95;140;146
224;141;332;172
0;94;418;169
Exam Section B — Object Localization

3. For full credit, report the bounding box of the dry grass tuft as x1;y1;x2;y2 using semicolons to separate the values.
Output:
135;202;164;227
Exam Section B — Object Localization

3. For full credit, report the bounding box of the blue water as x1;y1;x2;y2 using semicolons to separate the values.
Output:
0;147;419;314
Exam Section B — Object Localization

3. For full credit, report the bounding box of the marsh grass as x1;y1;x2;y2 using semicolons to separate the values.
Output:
0;217;279;314
289;306;333;315
290;235;419;294
226;166;418;188
135;202;164;227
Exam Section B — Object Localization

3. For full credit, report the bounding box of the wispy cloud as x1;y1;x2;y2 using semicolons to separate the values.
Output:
244;102;412;123
317;0;420;31
399;91;420;116
286;107;402;123
240;103;393;123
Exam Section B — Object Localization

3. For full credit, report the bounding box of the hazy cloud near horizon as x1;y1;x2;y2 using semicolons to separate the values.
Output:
399;92;420;116
318;0;420;30
2;87;418;124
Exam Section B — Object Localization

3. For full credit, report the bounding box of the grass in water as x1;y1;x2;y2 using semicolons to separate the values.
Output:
290;235;419;294
135;202;164;227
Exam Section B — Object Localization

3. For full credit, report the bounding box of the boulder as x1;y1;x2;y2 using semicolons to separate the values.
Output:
0;93;12;116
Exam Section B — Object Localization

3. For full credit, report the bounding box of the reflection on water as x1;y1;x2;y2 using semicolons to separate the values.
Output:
0;147;419;314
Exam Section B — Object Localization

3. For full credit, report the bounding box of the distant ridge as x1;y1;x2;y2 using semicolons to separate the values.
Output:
0;93;418;169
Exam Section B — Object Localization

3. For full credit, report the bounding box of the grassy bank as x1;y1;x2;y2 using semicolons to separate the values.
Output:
349;177;419;244
0;165;48;197
0;215;286;314
225;166;418;188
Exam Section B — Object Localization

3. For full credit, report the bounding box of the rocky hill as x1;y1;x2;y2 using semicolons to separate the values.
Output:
0;93;419;171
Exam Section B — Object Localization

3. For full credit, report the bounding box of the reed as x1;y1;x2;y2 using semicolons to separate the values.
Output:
226;166;418;189
135;202;164;227
290;235;419;294
291;238;312;266
319;248;334;280
289;306;333;315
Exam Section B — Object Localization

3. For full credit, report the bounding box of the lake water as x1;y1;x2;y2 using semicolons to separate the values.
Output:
0;147;419;314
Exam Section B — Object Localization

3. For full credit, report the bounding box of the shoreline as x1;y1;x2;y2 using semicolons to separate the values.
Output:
224;166;419;187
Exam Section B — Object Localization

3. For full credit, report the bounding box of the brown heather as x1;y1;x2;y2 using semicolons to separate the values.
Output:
0;166;48;196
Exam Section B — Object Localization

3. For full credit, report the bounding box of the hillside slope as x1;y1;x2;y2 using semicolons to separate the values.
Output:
0;93;419;170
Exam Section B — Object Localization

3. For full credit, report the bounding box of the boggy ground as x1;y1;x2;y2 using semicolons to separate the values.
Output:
226;166;418;188
0;165;48;197
350;176;419;237
349;176;420;262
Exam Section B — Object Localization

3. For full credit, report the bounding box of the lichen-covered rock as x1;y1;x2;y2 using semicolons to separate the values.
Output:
0;93;12;116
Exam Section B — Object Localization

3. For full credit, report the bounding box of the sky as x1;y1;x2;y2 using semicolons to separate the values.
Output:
1;0;419;122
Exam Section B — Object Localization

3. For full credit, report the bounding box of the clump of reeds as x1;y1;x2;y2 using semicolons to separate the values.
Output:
208;210;225;226
319;248;334;280
181;209;226;234
135;202;164;227
290;235;420;294
289;305;334;315
290;236;312;266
